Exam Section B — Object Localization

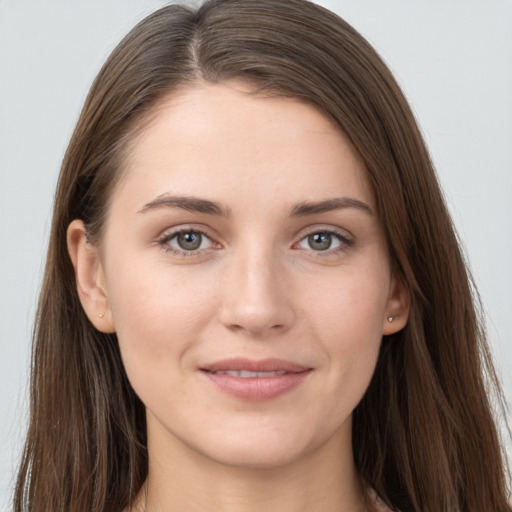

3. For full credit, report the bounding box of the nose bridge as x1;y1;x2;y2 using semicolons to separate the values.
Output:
219;238;294;335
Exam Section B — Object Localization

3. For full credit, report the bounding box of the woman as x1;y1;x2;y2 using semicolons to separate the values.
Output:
14;0;511;511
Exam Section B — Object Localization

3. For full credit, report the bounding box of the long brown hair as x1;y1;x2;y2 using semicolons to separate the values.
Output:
14;1;510;510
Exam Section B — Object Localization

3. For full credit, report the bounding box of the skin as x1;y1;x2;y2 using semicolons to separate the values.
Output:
68;82;408;512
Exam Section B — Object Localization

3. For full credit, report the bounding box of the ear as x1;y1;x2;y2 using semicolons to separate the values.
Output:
67;219;115;333
382;276;410;335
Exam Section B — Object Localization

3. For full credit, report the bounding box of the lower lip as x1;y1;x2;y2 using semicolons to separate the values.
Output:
201;370;312;401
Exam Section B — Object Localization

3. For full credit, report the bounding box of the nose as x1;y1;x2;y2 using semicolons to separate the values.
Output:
218;248;295;337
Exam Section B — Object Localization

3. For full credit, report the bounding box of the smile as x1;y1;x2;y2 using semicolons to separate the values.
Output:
200;358;312;401
209;370;287;378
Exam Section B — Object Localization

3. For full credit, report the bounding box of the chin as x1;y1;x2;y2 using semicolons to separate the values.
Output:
201;438;311;470
185;417;333;471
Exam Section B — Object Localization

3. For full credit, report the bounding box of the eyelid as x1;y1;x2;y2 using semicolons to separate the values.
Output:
157;223;219;242
157;225;222;256
294;224;354;242
155;223;354;257
292;225;355;253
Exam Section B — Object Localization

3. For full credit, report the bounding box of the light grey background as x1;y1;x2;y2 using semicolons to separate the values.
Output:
1;0;511;508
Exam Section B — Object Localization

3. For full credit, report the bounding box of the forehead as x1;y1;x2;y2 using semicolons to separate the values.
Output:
114;81;373;214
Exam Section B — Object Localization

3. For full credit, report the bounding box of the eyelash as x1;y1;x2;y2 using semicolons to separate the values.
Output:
157;227;354;257
158;228;215;257
295;228;354;255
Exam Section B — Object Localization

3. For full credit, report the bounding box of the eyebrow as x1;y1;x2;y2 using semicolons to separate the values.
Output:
138;194;231;217
138;194;373;217
289;197;374;217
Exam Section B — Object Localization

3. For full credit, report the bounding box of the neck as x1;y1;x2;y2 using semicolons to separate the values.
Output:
134;419;365;512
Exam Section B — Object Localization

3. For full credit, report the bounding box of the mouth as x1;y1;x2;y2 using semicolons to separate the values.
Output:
206;370;288;378
200;358;312;401
201;357;310;373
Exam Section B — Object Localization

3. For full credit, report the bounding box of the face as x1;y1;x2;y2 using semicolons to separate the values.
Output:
71;82;408;470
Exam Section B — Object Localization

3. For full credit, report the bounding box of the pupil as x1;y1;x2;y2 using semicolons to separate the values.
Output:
177;232;202;250
309;232;331;251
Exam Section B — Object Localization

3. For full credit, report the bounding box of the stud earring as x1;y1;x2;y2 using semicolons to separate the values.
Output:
98;313;104;318
388;316;397;322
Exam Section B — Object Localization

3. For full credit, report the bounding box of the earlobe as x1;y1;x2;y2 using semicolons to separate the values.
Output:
382;277;410;335
67;220;115;333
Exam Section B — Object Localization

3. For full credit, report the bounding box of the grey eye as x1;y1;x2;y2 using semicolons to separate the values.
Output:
176;231;203;251
297;231;346;252
307;232;334;251
161;229;215;254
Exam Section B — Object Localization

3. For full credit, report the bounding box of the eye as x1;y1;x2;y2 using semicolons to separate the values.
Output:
296;230;352;252
159;229;215;254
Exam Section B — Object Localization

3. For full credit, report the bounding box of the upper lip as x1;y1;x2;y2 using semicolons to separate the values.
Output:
201;358;311;373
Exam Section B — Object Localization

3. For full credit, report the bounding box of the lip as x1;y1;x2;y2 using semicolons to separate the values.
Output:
200;358;312;402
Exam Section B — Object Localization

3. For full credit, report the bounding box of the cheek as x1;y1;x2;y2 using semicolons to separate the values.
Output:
301;266;389;391
105;259;217;382
304;265;388;335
